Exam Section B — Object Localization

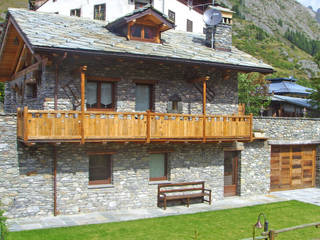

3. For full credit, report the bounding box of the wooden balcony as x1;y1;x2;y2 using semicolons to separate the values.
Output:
17;107;253;144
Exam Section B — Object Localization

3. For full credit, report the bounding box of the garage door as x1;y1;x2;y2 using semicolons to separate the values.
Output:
270;145;316;191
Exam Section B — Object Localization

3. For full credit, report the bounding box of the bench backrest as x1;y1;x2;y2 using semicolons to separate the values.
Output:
158;181;205;194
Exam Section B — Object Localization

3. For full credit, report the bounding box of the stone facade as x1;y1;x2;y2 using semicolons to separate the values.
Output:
4;58;239;115
1;132;228;218
240;141;271;196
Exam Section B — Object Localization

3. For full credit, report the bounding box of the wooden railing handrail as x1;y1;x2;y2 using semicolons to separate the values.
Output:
25;110;252;119
18;108;253;142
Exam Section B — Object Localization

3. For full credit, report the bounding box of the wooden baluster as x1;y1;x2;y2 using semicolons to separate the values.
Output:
23;106;28;142
146;110;151;143
80;66;87;144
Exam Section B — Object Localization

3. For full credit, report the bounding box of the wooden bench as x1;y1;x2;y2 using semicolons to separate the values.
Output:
157;181;212;210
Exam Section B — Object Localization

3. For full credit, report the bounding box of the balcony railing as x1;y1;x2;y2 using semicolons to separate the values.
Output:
17;107;253;143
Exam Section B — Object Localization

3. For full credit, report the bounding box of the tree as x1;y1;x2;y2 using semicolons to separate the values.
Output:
315;52;320;68
308;77;320;111
238;73;271;115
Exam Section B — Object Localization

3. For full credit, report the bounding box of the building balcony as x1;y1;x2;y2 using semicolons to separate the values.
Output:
17;107;253;144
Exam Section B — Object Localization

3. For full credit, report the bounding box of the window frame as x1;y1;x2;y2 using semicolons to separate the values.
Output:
129;24;159;43
149;153;168;181
186;19;193;32
86;80;116;111
135;82;154;112
70;8;81;17
168;10;175;23
94;3;106;21
88;153;112;185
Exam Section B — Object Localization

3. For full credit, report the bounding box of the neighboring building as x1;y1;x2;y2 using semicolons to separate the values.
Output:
264;77;314;117
30;0;233;34
0;5;318;220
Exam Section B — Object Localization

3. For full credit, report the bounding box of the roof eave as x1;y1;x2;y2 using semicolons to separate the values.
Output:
33;45;274;74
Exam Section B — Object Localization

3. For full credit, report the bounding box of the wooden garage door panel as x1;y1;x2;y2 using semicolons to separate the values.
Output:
270;145;316;191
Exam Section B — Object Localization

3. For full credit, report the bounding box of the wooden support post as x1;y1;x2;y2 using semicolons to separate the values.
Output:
53;144;58;216
269;230;276;240
23;106;28;142
80;66;87;145
202;76;209;143
54;64;59;110
250;113;253;141
146;110;151;143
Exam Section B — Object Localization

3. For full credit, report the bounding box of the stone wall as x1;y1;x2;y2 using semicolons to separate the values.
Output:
240;141;271;196
253;117;320;188
4;57;239;115
1;120;226;218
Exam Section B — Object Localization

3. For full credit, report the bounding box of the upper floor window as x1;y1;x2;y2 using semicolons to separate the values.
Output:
86;80;115;110
135;83;153;112
94;4;106;21
70;8;81;17
134;0;152;9
130;24;157;42
168;10;175;23
187;19;193;32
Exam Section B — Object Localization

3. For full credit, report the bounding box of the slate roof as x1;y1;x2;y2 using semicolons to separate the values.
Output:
271;95;313;109
5;8;273;72
267;78;312;96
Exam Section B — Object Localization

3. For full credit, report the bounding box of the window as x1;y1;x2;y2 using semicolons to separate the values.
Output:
70;8;81;17
134;0;151;9
86;80;115;110
94;4;106;20
168;10;175;23
187;19;193;32
89;154;112;185
26;83;37;98
135;84;153;112
149;154;168;181
130;24;157;42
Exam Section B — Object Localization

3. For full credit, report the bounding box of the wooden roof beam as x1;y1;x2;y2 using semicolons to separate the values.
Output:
189;76;210;83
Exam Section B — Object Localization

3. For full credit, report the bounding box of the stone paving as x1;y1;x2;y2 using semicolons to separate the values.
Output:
7;188;320;232
271;188;320;206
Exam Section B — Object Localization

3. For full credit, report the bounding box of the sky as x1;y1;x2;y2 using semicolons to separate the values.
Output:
296;0;320;10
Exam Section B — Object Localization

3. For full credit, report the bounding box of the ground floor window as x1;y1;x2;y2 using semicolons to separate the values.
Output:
149;153;168;181
89;154;112;185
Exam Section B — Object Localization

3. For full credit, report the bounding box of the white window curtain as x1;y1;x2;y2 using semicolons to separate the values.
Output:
135;84;150;111
149;154;165;179
101;83;112;107
86;82;97;107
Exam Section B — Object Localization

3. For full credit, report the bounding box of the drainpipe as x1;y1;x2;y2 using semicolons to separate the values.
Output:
162;0;165;13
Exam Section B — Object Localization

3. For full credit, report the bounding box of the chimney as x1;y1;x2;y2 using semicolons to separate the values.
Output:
206;6;234;52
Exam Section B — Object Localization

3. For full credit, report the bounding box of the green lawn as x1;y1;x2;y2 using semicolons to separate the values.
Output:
8;201;320;240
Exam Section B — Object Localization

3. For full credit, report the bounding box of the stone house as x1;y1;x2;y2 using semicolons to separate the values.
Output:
0;6;318;219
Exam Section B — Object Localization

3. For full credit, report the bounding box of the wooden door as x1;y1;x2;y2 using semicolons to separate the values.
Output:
270;145;316;191
224;151;238;197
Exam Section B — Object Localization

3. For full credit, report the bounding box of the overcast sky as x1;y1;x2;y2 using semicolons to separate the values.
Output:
296;0;320;10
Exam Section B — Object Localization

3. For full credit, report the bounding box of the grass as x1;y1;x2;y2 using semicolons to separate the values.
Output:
0;0;27;21
8;201;320;240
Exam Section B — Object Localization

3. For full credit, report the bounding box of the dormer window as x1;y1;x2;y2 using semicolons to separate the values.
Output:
130;24;157;42
107;6;174;44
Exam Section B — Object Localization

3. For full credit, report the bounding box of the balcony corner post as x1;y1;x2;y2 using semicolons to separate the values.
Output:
146;110;151;143
80;66;87;145
202;76;209;143
250;113;253;142
23;106;28;142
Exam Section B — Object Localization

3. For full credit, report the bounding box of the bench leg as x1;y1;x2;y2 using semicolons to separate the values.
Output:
164;198;167;210
209;194;212;205
187;198;190;208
